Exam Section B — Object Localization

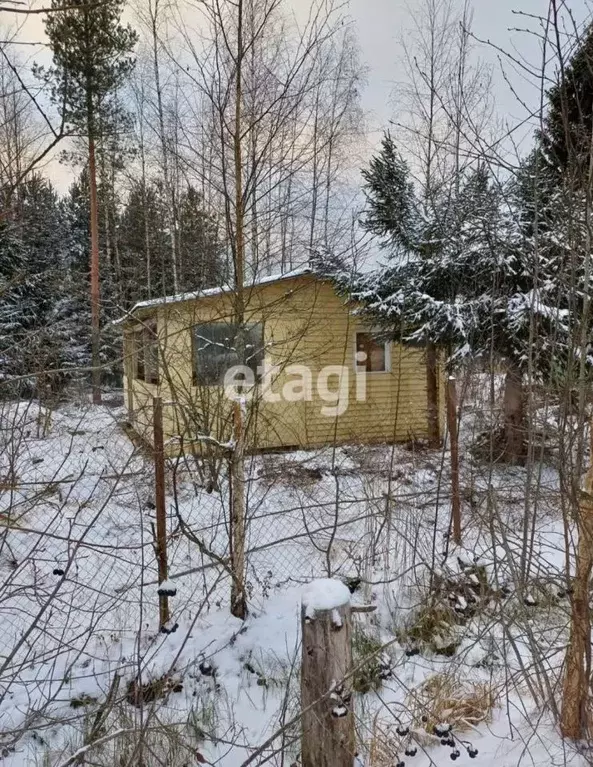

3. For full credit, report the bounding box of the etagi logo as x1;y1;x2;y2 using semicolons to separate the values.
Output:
223;353;370;417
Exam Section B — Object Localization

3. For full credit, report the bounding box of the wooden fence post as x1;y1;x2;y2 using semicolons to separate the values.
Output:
561;493;593;739
447;376;461;546
153;396;170;630
301;579;355;767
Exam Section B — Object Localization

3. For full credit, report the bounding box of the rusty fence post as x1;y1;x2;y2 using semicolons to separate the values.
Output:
301;579;355;767
153;396;170;630
447;376;461;546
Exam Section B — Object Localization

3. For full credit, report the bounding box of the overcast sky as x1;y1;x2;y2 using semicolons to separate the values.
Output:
349;0;591;146
10;0;593;191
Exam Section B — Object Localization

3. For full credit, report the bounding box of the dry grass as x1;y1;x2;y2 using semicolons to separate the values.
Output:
257;454;324;488
398;603;461;656
366;716;405;767
407;672;497;735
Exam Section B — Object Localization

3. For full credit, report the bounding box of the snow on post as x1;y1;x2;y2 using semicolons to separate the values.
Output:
302;578;351;621
301;579;355;766
157;579;177;597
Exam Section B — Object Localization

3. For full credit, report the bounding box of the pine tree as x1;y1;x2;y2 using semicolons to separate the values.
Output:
360;133;419;255
19;177;66;388
0;218;36;382
37;0;137;404
54;171;104;383
359;132;467;446
118;181;227;304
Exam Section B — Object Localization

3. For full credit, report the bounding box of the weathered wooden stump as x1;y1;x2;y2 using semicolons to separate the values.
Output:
301;578;355;767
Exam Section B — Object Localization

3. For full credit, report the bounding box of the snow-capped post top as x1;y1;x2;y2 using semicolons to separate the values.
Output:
302;578;351;620
157;579;177;597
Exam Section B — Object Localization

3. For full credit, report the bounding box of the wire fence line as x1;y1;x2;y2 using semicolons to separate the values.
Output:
0;381;573;766
0;392;432;708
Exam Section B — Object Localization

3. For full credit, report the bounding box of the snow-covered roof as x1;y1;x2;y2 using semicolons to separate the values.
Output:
115;265;314;325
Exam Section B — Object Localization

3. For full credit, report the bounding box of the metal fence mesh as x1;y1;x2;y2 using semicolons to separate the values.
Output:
0;393;440;750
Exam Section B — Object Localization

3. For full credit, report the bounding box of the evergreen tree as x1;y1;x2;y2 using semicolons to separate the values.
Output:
53;174;93;379
0;176;67;390
54;170;125;387
360;133;419;255
316;135;573;462
357;133;475;446
119;179;171;303
0;218;37;380
177;185;227;291
37;0;137;403
539;22;593;180
119;181;227;304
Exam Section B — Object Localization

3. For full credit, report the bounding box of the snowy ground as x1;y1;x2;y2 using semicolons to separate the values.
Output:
0;391;588;766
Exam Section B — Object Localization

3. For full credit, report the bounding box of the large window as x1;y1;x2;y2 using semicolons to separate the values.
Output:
133;321;159;384
192;322;264;386
355;332;388;373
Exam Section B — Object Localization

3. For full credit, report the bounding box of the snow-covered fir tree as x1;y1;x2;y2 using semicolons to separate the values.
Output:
316;134;584;462
0;176;68;390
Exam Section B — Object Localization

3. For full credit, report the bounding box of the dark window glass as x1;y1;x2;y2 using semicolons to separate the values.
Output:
192;322;264;386
356;332;387;372
134;321;159;384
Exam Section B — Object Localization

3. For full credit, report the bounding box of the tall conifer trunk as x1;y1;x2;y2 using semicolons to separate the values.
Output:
88;133;101;405
85;2;102;407
42;0;137;404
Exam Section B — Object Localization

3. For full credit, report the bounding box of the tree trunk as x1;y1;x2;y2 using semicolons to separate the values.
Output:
229;400;247;619
447;376;461;545
151;0;178;294
88;133;102;405
426;342;440;447
301;584;355;767
503;363;525;463
229;0;247;621
561;495;593;739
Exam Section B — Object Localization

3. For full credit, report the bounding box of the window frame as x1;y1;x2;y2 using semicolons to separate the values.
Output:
354;331;391;374
133;320;159;385
191;321;265;388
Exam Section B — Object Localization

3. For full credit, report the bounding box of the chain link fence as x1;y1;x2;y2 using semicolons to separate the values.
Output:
0;381;573;765
0;390;442;756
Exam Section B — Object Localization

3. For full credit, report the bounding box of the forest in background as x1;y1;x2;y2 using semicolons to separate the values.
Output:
0;0;364;390
3;2;593;764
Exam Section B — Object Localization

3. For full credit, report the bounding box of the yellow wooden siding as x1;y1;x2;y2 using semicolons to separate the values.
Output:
122;275;445;451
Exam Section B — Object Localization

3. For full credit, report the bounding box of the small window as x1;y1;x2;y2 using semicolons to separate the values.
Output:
356;332;388;372
192;322;264;386
134;321;159;384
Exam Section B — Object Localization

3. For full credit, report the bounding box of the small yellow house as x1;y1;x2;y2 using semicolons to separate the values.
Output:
118;267;443;452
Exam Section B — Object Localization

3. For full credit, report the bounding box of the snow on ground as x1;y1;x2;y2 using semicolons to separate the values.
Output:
0;394;587;766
